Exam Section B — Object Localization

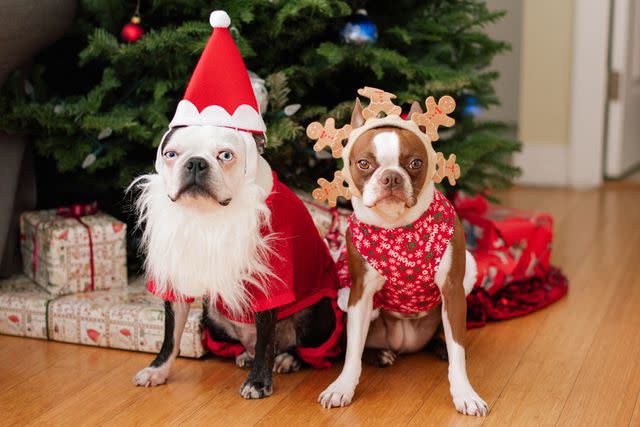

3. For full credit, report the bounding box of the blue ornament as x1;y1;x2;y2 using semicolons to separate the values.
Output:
341;9;378;45
462;96;483;117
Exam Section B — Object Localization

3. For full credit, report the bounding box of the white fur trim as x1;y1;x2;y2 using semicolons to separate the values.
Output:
170;100;266;132
210;10;231;28
242;131;259;183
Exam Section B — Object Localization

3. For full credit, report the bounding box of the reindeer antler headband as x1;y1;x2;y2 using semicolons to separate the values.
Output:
306;87;461;207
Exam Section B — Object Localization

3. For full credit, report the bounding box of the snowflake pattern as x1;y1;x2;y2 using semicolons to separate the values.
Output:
348;190;457;315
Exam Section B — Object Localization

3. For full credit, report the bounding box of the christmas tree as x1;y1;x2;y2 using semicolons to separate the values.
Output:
0;0;519;211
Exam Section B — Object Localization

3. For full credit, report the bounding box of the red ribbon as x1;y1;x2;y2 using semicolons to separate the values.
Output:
50;202;99;291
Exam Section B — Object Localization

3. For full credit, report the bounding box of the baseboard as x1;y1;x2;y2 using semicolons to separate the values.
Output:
513;143;569;186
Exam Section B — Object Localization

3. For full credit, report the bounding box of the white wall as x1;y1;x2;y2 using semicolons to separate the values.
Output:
483;0;523;126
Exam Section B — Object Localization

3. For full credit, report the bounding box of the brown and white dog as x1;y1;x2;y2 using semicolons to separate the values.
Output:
318;100;488;416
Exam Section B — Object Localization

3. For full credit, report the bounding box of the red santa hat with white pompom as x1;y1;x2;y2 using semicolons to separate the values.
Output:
165;11;265;180
170;10;265;132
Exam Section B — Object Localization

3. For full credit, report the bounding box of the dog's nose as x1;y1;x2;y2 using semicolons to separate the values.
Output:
380;171;402;189
185;157;208;175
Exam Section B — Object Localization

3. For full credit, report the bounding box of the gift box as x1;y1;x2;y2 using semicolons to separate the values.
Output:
454;193;568;328
47;283;205;358
297;191;350;239
20;203;127;295
0;275;49;339
0;275;206;358
454;193;553;294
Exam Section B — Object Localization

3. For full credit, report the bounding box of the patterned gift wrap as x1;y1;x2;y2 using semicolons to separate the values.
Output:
297;191;350;238
0;275;50;339
47;284;205;358
455;194;553;294
20;208;127;296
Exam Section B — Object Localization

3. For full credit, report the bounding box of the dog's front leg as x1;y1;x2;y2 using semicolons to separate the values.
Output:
319;267;381;409
239;309;277;399
436;225;488;416
133;300;190;387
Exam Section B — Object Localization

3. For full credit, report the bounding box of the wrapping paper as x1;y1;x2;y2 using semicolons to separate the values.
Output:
298;191;349;238
0;276;205;358
454;193;568;327
20;209;127;295
0;275;49;339
454;193;554;293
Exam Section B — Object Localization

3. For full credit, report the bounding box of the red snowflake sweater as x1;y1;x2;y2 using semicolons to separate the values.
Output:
148;173;343;368
347;189;456;315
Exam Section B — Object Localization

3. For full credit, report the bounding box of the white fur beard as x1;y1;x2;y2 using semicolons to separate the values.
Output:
132;174;275;315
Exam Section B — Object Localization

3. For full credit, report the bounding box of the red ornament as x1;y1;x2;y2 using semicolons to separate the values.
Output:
121;16;144;43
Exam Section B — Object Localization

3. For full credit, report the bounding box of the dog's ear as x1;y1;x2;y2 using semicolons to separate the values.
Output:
253;132;267;155
350;98;366;129
408;101;423;117
408;101;426;132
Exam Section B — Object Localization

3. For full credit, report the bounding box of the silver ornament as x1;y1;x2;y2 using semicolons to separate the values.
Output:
248;71;269;114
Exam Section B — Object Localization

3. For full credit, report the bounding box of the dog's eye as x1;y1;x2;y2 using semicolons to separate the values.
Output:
409;159;423;169
357;160;370;170
164;151;178;159
218;151;234;162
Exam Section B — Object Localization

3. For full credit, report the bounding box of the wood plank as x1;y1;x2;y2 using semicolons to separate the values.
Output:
0;342;132;425
484;189;640;426
0;337;66;391
180;368;311;426
25;351;153;426
100;357;246;426
556;223;640;426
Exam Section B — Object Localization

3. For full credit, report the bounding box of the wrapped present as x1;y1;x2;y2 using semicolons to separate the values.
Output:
454;192;568;328
0;275;206;358
0;275;50;339
20;203;127;295
455;193;553;294
47;283;205;358
297;190;350;239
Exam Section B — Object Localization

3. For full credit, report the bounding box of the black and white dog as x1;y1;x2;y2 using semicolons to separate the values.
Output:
130;125;341;398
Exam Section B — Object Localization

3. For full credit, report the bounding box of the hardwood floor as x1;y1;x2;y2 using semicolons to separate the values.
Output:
1;185;639;426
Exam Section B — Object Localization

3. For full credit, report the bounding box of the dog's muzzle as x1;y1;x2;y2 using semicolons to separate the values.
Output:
168;156;232;206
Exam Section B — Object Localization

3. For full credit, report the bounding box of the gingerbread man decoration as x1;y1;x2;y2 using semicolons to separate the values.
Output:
312;171;352;207
306;118;353;158
357;86;402;119
433;152;461;185
411;95;456;142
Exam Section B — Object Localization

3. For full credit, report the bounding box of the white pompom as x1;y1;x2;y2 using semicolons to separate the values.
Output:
209;10;231;28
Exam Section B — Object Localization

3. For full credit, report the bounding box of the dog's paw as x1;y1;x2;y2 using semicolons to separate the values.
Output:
132;366;169;387
273;352;301;374
452;390;489;416
235;351;254;369
318;378;356;409
363;349;396;367
239;378;273;399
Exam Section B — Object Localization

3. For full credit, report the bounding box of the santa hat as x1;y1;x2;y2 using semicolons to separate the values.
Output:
170;11;265;133
165;11;265;182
